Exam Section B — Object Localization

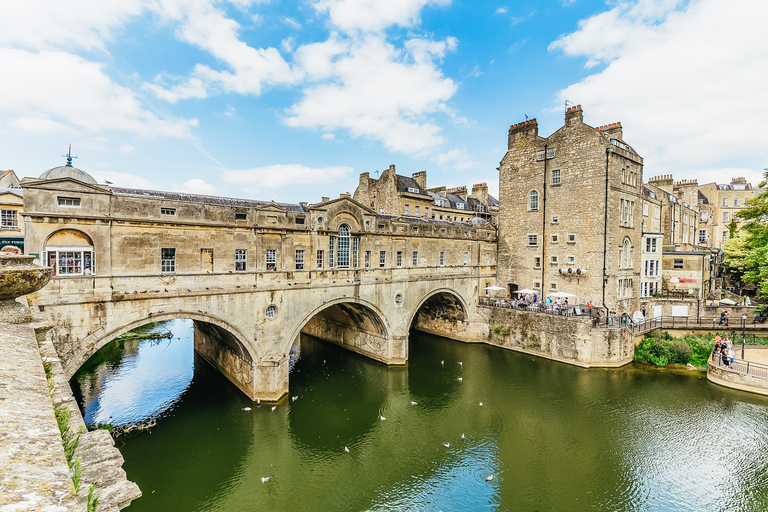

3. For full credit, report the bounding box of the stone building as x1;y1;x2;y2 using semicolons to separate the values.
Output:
0;170;24;252
497;105;644;317
22;164;496;281
353;166;499;225
699;177;759;249
639;187;663;299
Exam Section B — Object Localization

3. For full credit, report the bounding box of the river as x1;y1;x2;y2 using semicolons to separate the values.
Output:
70;319;768;511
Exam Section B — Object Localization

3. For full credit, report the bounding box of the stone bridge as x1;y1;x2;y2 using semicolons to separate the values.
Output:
21;167;497;402
39;266;491;402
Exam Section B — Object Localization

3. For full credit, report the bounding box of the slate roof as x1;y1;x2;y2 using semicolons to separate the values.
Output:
110;187;306;212
396;175;428;195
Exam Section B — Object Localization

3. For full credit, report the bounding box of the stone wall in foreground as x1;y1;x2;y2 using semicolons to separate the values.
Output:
479;306;634;367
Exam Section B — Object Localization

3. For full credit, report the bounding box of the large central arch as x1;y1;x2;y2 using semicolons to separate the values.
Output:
286;297;396;365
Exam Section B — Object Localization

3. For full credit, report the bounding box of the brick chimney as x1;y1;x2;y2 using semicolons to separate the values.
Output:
508;118;538;149
447;185;468;201
412;171;427;190
470;182;488;205
565;104;583;127
597;121;623;141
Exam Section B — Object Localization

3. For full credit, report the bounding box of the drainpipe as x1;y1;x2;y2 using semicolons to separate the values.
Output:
602;147;611;316
541;144;548;296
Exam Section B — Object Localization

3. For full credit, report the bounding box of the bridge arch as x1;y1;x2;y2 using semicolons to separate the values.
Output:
68;310;257;398
409;288;471;342
285;297;394;364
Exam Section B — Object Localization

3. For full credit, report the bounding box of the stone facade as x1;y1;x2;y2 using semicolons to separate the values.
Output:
497;105;643;317
353;165;499;225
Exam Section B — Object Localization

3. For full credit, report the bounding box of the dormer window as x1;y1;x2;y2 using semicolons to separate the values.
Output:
456;203;465;210
161;208;176;216
407;187;420;193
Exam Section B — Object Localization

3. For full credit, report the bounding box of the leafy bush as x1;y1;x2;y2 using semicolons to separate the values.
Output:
668;340;692;364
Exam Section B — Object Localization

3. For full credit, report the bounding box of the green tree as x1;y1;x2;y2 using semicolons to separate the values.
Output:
724;171;768;298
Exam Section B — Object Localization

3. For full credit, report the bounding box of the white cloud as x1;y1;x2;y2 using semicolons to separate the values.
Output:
145;0;300;101
435;148;474;170
175;178;218;195
312;0;451;34
286;34;457;155
321;133;336;140
119;144;136;154
223;164;353;192
282;16;302;29
0;49;197;138
143;76;208;103
495;7;508;15
550;0;768;172
0;0;148;52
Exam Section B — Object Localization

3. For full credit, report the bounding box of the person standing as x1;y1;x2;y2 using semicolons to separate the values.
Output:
727;341;735;366
712;336;722;362
724;311;729;326
588;301;593;316
609;308;616;327
721;346;730;368
720;310;726;325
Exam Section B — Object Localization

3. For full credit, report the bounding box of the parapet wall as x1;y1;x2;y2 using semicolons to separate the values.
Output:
479;306;634;367
708;362;768;396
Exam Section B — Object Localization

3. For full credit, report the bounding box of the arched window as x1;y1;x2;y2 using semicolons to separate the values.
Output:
529;191;539;211
622;239;630;269
336;224;350;268
44;229;94;276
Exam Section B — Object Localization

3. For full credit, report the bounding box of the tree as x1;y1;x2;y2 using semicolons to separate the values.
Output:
724;171;768;298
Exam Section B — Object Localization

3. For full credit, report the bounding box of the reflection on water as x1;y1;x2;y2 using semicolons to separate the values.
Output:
70;320;768;512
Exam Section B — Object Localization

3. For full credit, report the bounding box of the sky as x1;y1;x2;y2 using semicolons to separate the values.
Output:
2;0;767;204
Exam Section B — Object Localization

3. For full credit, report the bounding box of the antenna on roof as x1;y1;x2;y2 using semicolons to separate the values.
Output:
375;169;379;178
525;114;529;120
564;100;572;112
61;144;78;167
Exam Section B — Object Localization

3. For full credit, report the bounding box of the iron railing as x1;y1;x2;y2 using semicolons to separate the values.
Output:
710;356;768;379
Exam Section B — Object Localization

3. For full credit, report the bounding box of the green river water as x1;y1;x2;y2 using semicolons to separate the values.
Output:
71;319;768;511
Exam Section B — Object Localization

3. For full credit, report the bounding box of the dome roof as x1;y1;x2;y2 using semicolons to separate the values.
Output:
39;165;98;185
469;216;488;225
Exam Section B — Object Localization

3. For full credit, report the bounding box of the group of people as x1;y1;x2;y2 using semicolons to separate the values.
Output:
712;336;735;368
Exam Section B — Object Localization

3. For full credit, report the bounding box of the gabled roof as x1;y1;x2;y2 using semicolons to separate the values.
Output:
487;194;499;207
309;195;375;215
111;187;305;211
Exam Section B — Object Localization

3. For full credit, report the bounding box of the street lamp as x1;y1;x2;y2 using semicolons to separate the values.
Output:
742;313;747;359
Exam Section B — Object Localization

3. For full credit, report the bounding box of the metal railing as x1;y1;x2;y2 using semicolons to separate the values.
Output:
627;315;763;334
479;297;589;319
711;355;768;379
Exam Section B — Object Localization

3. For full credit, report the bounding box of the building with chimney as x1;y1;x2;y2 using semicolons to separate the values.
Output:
496;105;644;318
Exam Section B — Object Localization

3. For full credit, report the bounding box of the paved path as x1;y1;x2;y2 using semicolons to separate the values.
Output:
742;345;768;365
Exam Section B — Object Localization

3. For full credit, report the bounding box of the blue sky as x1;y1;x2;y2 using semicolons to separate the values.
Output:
2;0;766;204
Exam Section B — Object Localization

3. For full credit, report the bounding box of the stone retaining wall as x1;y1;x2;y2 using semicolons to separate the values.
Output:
479;306;634;367
707;361;768;396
